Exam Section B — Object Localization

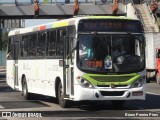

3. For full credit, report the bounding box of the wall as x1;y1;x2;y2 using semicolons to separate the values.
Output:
126;3;138;19
0;51;6;67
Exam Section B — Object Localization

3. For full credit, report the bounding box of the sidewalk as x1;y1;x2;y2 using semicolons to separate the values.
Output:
0;69;6;72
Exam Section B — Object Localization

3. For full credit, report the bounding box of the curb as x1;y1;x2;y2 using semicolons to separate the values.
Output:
0;71;6;78
0;69;6;72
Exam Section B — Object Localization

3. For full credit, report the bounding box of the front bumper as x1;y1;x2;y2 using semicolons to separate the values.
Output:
72;85;145;101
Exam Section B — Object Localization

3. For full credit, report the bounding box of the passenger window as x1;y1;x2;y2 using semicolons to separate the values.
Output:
37;32;46;57
7;37;14;59
46;30;56;57
21;35;28;57
56;30;65;58
28;34;37;57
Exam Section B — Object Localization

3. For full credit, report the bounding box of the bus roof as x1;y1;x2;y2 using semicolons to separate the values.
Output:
8;16;139;36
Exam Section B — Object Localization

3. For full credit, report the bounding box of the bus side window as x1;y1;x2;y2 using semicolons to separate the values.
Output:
28;33;37;57
37;32;46;57
7;37;14;59
21;35;28;57
46;30;56;57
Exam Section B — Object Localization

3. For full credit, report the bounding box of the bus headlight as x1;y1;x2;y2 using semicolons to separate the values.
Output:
131;78;145;88
79;78;94;88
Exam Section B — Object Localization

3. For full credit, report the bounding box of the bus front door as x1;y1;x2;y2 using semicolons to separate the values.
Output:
63;36;74;98
13;40;19;90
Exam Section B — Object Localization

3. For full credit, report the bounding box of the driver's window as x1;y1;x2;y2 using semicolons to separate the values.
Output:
112;37;126;60
92;35;111;60
79;35;91;59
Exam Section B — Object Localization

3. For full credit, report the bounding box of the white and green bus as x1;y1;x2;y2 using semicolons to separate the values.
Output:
7;16;146;108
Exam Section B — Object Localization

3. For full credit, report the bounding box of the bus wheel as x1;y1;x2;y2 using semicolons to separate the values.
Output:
146;72;150;83
22;78;32;100
156;74;160;85
111;100;125;108
57;82;70;108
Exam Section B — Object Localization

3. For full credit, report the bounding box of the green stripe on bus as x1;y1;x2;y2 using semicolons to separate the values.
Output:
82;73;141;85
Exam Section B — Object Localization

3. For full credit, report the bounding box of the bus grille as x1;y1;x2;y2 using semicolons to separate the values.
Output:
97;85;128;88
100;91;124;96
90;76;133;82
97;85;110;87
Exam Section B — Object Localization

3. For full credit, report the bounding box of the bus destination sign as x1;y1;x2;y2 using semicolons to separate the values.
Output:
78;19;143;33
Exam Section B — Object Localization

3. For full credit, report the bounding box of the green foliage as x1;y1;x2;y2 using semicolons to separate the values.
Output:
2;32;8;50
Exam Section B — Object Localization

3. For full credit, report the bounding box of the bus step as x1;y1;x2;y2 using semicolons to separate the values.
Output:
14;86;19;90
64;94;70;99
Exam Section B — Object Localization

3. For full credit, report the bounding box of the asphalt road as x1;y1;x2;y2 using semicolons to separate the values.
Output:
0;76;160;120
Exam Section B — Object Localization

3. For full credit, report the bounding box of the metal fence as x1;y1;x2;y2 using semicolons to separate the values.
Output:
0;0;112;4
0;51;6;67
0;0;156;4
0;20;25;29
0;0;133;4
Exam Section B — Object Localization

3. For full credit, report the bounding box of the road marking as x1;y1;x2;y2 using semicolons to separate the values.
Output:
0;105;4;109
146;92;160;96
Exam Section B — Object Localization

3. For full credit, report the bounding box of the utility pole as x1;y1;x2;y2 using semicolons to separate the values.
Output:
0;20;2;51
0;20;2;66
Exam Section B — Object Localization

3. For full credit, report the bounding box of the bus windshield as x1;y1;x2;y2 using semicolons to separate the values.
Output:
77;34;145;73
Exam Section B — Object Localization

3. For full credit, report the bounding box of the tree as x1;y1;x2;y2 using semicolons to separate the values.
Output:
2;32;8;50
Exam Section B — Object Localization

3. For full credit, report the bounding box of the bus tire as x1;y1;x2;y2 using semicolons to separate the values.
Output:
146;72;150;83
146;76;150;83
111;100;125;107
57;82;70;108
22;77;32;100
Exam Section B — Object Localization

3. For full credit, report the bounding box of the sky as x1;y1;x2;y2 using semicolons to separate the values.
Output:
25;19;56;27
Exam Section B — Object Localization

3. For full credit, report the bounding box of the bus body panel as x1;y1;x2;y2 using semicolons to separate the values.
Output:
6;16;146;106
44;59;63;96
17;59;64;97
